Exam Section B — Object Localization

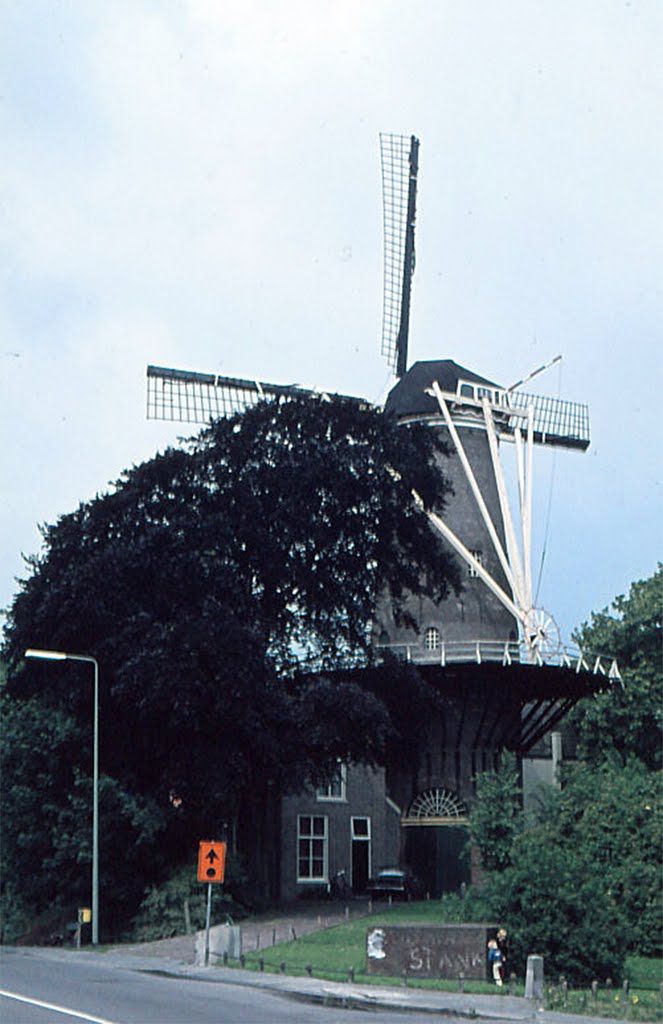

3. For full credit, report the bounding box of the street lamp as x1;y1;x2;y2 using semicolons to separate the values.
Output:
25;648;100;945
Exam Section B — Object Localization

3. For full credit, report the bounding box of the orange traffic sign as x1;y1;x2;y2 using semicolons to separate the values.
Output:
197;840;226;883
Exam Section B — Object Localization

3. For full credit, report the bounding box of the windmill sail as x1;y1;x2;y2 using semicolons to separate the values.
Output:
147;365;317;424
379;133;419;378
146;365;359;425
506;389;590;450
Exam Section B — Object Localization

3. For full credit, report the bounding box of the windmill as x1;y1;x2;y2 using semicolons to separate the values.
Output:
147;135;619;899
147;133;600;668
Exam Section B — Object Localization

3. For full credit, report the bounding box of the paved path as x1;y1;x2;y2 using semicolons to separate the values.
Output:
114;901;369;966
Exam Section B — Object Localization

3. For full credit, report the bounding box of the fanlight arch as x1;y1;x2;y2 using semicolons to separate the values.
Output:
405;788;468;824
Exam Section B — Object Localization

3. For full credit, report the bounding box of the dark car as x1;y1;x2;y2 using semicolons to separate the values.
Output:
366;867;423;901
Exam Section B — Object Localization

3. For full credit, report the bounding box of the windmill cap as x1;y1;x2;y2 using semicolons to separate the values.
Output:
384;359;500;419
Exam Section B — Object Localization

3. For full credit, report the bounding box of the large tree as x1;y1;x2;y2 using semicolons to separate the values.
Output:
2;394;458;933
569;565;662;770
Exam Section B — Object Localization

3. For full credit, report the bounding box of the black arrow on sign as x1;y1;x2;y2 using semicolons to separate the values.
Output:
205;849;219;864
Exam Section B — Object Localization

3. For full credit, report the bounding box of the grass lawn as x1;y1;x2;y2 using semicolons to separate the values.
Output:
235;902;662;1021
543;957;662;1021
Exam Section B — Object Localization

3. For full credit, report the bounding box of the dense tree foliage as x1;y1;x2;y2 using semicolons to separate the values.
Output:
468;567;662;982
569;565;662;770
468;751;523;872
486;761;661;982
1;394;458;937
0;691;166;939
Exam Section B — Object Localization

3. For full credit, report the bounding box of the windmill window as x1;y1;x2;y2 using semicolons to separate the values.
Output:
468;551;483;578
424;627;441;651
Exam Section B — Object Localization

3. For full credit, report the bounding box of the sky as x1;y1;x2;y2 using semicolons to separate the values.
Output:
2;0;661;646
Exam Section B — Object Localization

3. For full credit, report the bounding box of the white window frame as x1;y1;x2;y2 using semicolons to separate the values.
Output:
297;814;328;882
468;550;483;578
351;816;371;840
316;762;347;802
424;626;441;651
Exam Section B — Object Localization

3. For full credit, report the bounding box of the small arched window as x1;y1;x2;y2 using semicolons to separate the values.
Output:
424;627;440;651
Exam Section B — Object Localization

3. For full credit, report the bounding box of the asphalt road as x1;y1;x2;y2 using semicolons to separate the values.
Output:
1;946;518;1024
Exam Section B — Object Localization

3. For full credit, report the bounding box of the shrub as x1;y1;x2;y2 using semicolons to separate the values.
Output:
469;750;523;872
436;888;493;923
128;855;248;941
485;832;624;985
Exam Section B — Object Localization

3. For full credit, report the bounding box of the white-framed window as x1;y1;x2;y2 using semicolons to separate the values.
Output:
297;815;327;881
424;626;441;651
458;380;508;407
468;550;483;578
316;762;347;802
351;816;371;839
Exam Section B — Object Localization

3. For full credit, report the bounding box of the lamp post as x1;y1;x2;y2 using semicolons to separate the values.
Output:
25;648;99;945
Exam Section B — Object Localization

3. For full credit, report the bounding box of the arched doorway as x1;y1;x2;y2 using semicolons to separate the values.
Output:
402;788;471;897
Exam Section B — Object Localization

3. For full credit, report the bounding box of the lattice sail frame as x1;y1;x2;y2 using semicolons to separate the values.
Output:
379;133;419;378
147;365;324;424
508;390;589;450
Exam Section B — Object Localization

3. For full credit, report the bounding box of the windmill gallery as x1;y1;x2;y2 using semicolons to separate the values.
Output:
145;136;619;900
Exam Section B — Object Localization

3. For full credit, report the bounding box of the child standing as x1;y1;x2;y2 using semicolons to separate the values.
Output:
487;939;503;985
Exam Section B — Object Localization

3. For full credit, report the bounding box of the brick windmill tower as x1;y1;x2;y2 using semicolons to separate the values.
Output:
146;135;619;895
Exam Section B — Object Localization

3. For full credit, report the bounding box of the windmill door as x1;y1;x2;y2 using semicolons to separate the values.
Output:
404;825;470;897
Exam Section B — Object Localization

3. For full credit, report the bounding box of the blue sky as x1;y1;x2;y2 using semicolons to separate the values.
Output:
2;0;661;644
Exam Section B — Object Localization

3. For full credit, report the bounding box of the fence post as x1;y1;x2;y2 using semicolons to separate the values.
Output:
525;956;544;1001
